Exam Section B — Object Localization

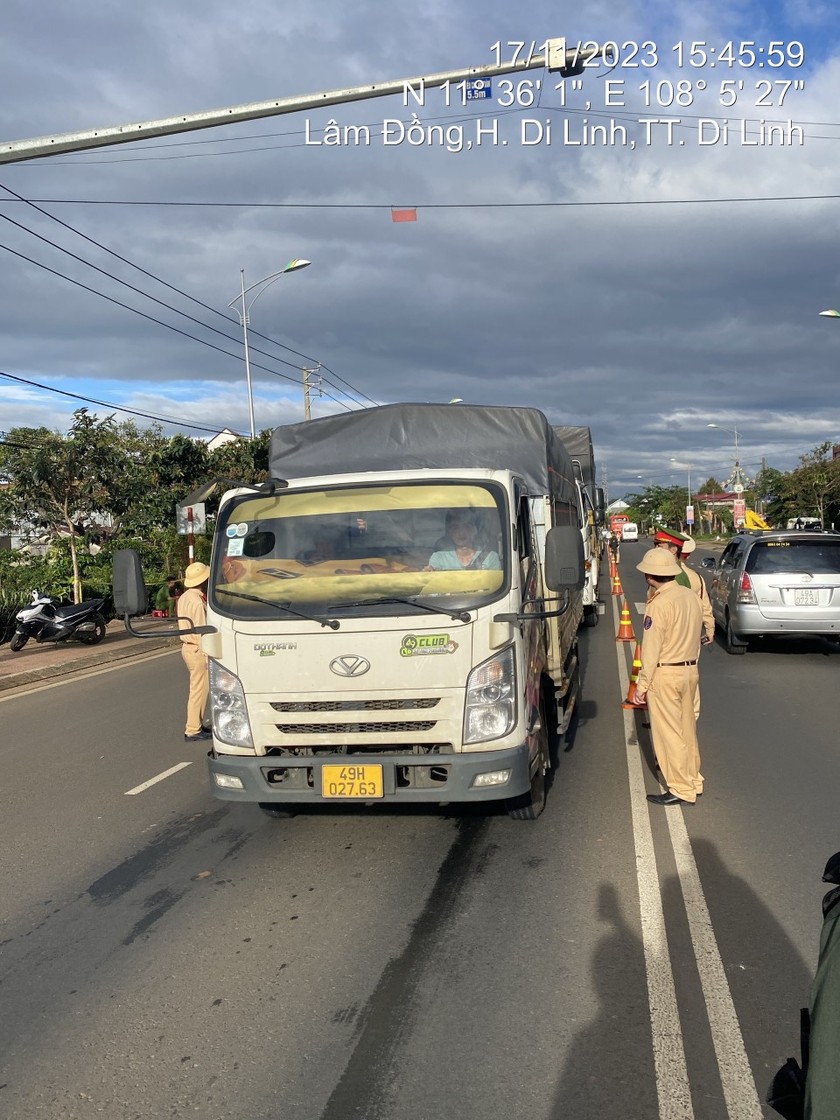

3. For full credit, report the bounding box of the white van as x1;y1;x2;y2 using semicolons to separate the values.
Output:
621;522;639;542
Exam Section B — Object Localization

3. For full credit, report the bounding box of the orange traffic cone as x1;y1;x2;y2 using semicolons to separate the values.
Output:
616;604;635;642
622;642;647;708
611;570;623;596
609;558;617;580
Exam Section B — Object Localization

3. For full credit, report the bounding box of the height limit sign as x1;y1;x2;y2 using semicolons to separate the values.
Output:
465;79;492;100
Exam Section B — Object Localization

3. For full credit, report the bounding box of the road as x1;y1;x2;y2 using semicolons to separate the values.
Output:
1;545;838;1120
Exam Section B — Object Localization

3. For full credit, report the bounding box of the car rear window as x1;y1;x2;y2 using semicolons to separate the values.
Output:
746;540;840;575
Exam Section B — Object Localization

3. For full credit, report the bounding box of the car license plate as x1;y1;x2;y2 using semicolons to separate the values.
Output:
794;589;819;605
321;764;384;799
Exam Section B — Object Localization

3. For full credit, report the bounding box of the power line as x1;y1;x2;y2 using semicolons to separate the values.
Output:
0;183;376;410
0;369;223;433
0;238;362;415
5;192;839;209
5;104;838;166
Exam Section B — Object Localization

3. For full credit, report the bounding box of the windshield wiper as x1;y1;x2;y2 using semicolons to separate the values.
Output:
332;595;471;624
218;588;340;629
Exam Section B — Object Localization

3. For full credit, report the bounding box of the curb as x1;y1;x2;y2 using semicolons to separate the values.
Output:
0;636;179;693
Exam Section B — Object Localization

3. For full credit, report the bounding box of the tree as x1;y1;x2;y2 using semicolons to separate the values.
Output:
752;465;787;526
208;429;270;482
0;410;135;602
783;442;840;528
626;485;689;533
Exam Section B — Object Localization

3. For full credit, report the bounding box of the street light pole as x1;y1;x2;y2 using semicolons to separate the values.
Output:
228;259;312;437
707;422;743;488
671;459;693;534
235;268;256;440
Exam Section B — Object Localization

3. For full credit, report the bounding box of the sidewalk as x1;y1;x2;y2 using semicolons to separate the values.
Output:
0;618;179;693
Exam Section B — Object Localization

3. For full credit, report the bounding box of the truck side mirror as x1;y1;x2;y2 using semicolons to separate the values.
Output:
700;557;716;570
544;526;585;591
113;549;148;616
595;487;605;525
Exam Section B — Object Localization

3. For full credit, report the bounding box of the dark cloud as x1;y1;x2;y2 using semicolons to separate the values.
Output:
2;0;840;493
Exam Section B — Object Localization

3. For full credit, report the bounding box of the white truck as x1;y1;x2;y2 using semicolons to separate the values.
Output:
114;403;585;820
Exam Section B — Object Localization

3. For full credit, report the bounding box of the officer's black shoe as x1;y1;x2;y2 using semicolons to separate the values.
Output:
184;728;212;741
647;791;693;806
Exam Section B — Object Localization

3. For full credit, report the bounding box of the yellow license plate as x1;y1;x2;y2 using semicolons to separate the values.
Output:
321;764;384;799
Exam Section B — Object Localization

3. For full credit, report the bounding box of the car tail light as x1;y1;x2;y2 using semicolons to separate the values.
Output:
737;571;756;604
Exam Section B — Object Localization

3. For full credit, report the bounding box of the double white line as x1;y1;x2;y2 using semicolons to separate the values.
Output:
613;596;763;1120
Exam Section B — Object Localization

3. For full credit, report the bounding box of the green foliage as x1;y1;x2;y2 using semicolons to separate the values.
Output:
208;430;270;484
779;442;840;527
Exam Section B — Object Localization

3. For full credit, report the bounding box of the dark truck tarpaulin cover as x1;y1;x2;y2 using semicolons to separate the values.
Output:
552;425;595;499
269;403;578;506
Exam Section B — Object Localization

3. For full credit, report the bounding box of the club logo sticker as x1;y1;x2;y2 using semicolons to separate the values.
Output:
400;633;459;657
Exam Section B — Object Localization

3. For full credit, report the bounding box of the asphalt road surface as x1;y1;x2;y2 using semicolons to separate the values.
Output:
1;545;837;1120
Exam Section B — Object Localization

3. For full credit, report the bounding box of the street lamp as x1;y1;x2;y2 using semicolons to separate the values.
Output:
707;422;745;489
228;259;312;438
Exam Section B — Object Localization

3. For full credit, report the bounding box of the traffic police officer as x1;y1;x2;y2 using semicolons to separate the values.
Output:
633;548;704;806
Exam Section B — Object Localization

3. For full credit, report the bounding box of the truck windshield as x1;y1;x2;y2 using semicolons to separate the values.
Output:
211;481;507;619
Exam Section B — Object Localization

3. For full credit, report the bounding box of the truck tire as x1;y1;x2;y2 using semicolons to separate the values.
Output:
506;695;549;820
583;605;599;628
506;761;546;820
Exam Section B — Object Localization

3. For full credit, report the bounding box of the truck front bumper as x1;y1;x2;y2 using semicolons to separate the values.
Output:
206;743;531;805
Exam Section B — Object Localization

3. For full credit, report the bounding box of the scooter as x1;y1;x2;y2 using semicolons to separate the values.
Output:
9;590;108;652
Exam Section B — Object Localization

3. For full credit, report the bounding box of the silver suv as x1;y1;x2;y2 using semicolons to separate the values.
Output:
701;531;840;654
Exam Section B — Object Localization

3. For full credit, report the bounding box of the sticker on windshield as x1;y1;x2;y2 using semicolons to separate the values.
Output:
236;523;248;537
227;539;244;557
400;633;459;657
226;524;239;538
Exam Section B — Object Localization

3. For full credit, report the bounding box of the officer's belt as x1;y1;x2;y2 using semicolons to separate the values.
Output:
657;660;697;666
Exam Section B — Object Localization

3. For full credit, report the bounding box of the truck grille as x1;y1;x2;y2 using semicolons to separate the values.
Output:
270;698;439;712
276;719;436;735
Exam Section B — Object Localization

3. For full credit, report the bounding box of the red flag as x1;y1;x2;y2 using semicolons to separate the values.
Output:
391;207;417;223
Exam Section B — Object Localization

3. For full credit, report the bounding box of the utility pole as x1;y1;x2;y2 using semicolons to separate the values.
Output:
1;40;613;164
302;364;322;421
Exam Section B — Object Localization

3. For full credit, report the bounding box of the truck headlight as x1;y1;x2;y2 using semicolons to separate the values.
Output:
209;661;254;749
463;646;517;744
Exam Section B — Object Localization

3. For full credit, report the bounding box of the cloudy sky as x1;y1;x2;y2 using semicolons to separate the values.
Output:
2;0;839;500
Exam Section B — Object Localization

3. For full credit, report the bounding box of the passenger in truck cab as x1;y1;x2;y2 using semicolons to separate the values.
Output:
426;509;501;570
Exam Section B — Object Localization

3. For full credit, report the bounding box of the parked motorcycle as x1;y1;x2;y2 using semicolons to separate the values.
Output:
9;590;107;652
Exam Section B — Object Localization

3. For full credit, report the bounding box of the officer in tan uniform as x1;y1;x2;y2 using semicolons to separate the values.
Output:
632;548;704;806
177;562;211;742
653;529;714;723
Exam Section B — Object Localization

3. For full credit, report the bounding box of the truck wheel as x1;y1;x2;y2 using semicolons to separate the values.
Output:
506;697;549;820
506;762;546;820
582;605;599;628
725;615;747;655
259;803;296;819
9;633;28;651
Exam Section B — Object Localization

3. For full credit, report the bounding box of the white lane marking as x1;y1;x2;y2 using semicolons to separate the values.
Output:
0;648;177;702
666;818;764;1119
125;762;192;795
614;595;763;1119
614;600;694;1120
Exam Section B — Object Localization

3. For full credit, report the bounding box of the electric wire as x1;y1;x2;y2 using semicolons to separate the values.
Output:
0;184;376;411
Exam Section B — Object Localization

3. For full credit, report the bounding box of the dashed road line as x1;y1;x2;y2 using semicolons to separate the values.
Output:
125;762;192;795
